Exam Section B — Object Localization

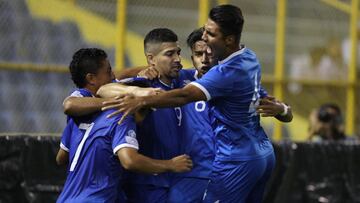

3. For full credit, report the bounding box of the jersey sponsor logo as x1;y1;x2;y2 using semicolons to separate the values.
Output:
125;130;138;146
127;129;136;138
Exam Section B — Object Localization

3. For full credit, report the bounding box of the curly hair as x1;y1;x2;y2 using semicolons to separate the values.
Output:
69;48;107;88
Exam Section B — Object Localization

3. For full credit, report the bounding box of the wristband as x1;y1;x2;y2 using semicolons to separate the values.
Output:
280;103;289;116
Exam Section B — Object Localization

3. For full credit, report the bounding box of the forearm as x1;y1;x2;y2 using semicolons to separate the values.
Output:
122;153;172;174
97;83;140;98
141;85;205;108
142;89;191;108
63;97;108;116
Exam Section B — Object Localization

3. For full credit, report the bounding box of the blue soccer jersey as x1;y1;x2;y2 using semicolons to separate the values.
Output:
65;88;96;124
191;47;273;162
128;78;182;187
57;108;139;202
176;69;215;178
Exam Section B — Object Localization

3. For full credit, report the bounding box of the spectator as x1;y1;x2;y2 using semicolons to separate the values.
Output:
289;38;347;94
307;103;346;142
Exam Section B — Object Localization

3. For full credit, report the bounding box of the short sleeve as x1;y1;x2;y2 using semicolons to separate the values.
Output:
112;115;139;155
189;65;236;101
69;90;84;98
60;120;73;152
259;85;268;98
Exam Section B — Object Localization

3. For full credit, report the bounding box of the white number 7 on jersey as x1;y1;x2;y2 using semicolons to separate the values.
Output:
69;123;94;172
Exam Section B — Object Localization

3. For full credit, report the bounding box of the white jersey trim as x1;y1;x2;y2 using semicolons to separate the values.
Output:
60;142;69;152
189;82;211;101
219;46;246;65
63;90;95;105
194;70;199;80
113;143;139;155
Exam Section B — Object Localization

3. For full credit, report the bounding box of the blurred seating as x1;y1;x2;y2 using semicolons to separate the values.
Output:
1;70;70;133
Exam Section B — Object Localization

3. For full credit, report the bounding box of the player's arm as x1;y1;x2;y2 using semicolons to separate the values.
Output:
56;149;68;165
63;96;109;116
117;148;192;173
97;83;162;98
115;66;159;80
114;66;147;79
103;84;206;121
275;103;293;122
257;96;293;122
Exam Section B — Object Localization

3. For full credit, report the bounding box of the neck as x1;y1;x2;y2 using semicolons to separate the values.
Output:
84;85;97;96
159;75;172;86
220;44;241;61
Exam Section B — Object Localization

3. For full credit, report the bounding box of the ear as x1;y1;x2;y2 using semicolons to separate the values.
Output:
85;73;96;86
225;35;235;46
146;53;156;67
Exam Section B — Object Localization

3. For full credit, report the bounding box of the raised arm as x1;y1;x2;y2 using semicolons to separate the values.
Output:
115;66;147;79
102;84;206;121
63;97;108;116
117;148;192;174
97;83;163;98
115;66;159;80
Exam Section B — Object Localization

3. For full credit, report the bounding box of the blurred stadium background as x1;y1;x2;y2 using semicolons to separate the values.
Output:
0;0;359;141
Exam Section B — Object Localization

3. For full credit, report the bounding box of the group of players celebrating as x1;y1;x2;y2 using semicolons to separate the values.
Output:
56;4;292;203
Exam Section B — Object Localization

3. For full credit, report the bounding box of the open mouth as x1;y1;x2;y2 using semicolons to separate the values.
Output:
201;66;210;73
173;64;183;70
198;66;211;75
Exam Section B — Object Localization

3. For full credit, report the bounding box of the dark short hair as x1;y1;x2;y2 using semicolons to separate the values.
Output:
318;103;343;125
209;4;244;43
69;48;107;88
144;28;178;52
186;28;204;49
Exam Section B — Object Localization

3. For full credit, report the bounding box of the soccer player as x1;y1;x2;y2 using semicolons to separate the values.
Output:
117;28;185;203
56;48;192;202
107;5;293;203
165;28;216;203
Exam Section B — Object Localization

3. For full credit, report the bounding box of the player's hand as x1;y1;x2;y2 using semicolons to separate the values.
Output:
264;95;276;102
137;66;159;80
102;94;145;124
169;154;193;173
256;97;284;117
133;87;163;97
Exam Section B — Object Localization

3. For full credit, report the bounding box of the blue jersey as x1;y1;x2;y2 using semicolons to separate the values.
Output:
176;69;215;178
191;47;273;162
129;78;182;187
58;88;139;202
58;110;139;203
65;88;95;124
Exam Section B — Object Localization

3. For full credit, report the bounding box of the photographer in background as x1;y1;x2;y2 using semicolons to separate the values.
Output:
308;103;346;142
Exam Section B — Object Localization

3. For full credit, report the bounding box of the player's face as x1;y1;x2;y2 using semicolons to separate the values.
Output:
191;40;217;77
94;59;115;88
153;42;183;80
202;19;227;61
